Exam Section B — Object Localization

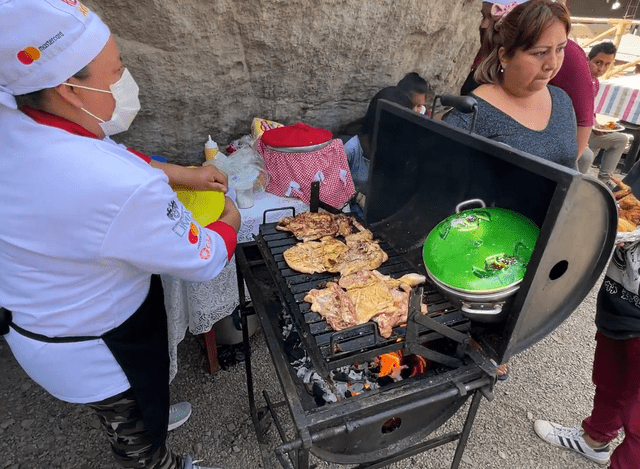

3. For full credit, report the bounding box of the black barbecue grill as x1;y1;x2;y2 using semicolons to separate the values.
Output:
254;218;476;376
236;98;618;469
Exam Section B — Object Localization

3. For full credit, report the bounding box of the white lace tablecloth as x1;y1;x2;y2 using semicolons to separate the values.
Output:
162;191;309;380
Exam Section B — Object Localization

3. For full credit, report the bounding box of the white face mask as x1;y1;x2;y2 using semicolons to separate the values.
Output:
64;68;140;135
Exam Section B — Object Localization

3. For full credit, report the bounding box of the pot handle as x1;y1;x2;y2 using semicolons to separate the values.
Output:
455;198;486;213
461;302;503;316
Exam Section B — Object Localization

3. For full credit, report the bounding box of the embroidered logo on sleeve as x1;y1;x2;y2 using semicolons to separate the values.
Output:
188;223;199;244
166;200;180;220
200;234;212;260
169;200;192;238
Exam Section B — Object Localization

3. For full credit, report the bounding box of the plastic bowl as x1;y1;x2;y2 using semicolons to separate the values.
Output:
175;189;225;226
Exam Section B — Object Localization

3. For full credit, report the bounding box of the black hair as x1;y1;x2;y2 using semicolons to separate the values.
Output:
397;72;430;98
14;65;91;110
589;41;617;60
362;86;413;137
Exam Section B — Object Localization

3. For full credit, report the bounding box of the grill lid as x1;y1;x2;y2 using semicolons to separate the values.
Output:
364;101;617;364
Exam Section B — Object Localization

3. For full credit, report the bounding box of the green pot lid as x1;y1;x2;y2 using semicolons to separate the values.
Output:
423;207;539;293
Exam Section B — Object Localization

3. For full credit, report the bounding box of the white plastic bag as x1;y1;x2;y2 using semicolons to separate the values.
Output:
204;145;269;193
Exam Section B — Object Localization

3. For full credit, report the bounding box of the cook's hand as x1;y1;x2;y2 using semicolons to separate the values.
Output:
185;165;228;192
219;196;241;233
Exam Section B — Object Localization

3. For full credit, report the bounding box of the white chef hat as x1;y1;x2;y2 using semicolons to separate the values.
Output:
0;0;110;109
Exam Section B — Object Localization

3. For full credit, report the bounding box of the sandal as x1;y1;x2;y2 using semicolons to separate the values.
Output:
497;363;510;382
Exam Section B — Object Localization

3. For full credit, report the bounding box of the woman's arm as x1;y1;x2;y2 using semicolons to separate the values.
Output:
576;126;592;158
149;160;228;192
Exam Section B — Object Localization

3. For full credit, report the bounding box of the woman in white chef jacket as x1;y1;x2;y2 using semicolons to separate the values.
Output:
0;2;239;468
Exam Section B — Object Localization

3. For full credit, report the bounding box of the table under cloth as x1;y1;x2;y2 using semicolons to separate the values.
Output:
162;191;309;381
595;75;640;125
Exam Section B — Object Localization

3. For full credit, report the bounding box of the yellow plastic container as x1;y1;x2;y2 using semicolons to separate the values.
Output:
175;189;225;226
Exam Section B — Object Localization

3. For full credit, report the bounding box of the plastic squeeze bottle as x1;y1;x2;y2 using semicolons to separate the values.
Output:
204;135;219;161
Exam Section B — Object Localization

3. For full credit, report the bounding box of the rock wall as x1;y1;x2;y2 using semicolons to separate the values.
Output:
84;0;481;164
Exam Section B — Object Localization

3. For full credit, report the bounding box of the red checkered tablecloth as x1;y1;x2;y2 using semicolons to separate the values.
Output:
256;138;355;209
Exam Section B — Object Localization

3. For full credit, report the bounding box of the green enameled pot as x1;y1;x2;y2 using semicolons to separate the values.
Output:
423;200;540;294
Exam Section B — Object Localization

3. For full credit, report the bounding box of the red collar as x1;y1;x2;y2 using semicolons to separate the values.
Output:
20;105;99;139
20;105;152;163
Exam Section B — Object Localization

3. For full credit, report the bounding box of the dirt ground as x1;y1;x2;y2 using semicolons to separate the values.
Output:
0;271;616;469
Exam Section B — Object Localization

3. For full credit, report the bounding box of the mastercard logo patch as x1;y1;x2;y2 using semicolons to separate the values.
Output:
188;223;199;244
17;47;41;65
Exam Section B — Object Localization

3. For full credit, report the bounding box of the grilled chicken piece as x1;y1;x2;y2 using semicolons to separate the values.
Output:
619;194;640;211
611;176;632;200
276;212;353;241
284;227;389;275
283;236;349;274
304;282;357;331
620;209;640;225
306;270;426;338
330;229;388;276
618;217;637;232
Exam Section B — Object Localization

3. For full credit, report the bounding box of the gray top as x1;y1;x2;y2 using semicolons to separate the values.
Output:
443;85;578;169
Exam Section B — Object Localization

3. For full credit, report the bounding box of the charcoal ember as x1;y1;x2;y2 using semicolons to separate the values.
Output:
283;332;305;360
281;323;293;339
311;376;337;404
312;383;327;406
377;375;395;386
332;371;350;382
334;380;349;397
349;382;364;393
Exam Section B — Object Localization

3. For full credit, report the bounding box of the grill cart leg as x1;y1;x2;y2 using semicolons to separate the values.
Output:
450;388;484;469
237;256;273;463
237;250;301;469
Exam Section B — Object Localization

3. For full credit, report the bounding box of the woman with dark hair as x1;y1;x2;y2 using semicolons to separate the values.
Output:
445;0;578;168
397;72;431;114
344;86;413;194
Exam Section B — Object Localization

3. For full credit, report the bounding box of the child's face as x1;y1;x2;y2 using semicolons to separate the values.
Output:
412;93;426;113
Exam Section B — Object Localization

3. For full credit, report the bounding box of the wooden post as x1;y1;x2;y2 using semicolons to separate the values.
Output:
613;20;628;51
203;329;221;374
605;57;640;79
581;25;617;47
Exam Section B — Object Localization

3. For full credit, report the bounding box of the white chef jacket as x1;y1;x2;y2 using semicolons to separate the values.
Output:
0;106;236;403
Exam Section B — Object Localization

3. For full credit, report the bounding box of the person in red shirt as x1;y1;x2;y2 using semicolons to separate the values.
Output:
576;41;629;188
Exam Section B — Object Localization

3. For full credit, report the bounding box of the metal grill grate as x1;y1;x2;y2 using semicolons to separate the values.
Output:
255;219;472;376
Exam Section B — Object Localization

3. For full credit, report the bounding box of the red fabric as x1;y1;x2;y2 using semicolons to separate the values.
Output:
549;39;595;128
21;105;98;138
261;122;333;148
205;220;237;261
256;138;355;209
126;147;152;163
20;105;151;163
582;332;640;469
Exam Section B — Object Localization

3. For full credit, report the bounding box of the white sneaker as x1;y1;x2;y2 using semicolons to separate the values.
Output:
533;420;610;465
168;402;192;431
